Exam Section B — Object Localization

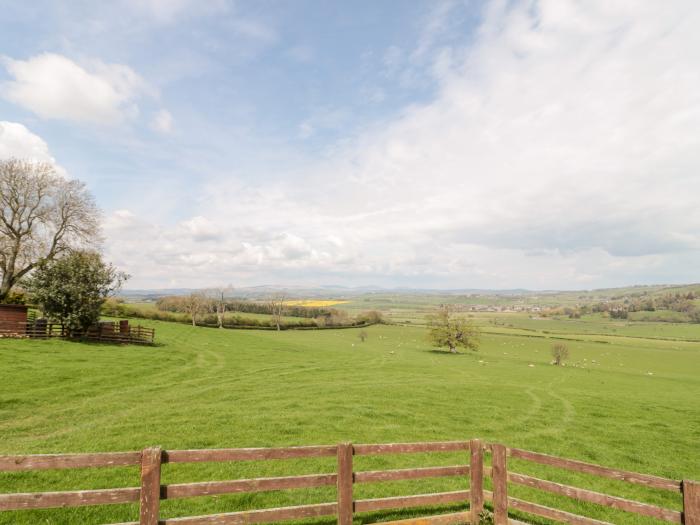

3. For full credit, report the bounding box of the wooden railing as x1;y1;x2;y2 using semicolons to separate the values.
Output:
0;320;155;344
0;441;697;525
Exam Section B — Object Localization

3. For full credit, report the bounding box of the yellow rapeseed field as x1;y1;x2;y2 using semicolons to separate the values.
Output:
284;299;349;307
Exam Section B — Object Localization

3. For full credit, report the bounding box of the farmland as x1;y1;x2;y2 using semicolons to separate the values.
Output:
1;309;699;524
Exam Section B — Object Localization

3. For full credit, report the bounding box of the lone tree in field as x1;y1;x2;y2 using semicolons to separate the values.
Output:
27;250;127;333
268;293;287;331
427;305;481;353
0;159;100;302
551;342;570;365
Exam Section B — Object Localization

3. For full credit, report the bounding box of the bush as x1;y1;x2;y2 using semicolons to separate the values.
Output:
28;251;127;332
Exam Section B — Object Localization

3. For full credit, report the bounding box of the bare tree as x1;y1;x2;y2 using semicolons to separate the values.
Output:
0;159;100;301
551;343;570;365
268;293;287;331
206;285;233;328
183;292;208;327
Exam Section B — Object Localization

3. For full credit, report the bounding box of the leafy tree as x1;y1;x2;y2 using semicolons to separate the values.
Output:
27;251;127;333
551;343;570;365
0;159;100;302
427;305;481;353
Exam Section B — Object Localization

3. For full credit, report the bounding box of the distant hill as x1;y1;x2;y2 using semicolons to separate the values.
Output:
119;283;700;302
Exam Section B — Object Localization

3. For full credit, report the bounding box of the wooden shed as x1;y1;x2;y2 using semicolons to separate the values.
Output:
0;304;29;335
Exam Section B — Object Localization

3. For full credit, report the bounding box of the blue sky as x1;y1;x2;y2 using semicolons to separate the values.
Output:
1;1;700;290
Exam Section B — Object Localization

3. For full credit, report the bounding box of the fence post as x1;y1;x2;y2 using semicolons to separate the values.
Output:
337;442;354;525
685;480;700;525
139;446;162;525
492;444;508;525
470;439;484;524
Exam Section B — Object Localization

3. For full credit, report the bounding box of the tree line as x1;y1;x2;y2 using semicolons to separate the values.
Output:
107;292;384;330
155;295;333;319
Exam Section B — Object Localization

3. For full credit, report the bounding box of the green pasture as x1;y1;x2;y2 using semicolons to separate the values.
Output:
1;318;699;524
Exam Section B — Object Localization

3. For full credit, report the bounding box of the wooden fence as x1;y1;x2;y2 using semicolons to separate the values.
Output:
0;320;154;344
0;441;697;525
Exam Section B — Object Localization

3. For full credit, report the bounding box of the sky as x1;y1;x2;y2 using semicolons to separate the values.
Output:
1;0;699;291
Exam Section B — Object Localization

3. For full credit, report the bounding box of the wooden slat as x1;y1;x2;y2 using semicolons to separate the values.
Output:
469;439;483;524
354;442;469;455
161;502;338;524
139;447;162;525
685;480;700;525
163;445;337;463
508;497;613;525
354;490;470;513
0;451;141;471
0;487;139;510
375;511;471;525
508;447;681;492
337;443;353;525
162;473;337;499
355;465;469;483
492;444;507;525
508;472;682;523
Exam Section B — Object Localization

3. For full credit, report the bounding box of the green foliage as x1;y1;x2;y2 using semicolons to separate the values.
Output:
0;288;27;305
27;251;127;332
426;305;481;353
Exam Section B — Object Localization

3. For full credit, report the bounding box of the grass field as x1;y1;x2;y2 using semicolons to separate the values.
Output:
1;317;699;524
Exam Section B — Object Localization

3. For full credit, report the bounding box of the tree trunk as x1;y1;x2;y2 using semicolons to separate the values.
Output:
191;315;196;327
449;346;457;353
0;281;10;302
0;268;16;301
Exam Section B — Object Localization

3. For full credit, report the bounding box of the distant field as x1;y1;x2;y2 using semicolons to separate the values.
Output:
1;316;699;524
285;300;349;307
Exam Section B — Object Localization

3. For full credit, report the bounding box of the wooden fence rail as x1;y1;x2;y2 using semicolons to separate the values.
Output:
0;320;154;344
0;440;697;525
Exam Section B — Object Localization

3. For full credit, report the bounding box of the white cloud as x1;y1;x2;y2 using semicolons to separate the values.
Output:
2;53;152;125
0;121;53;162
0;121;67;176
178;216;221;241
151;109;174;133
108;0;700;289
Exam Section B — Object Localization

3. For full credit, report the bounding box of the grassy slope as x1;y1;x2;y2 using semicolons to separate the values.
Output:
0;320;699;524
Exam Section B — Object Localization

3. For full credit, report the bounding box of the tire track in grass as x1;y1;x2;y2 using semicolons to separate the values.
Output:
498;387;545;434
515;377;576;439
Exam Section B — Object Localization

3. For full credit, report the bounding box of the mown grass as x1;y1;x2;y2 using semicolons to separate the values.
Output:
0;319;699;524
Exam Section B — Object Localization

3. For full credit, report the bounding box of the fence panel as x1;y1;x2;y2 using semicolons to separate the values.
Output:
0;441;692;525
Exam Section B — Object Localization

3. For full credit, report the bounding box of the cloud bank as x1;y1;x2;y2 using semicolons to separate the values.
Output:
4;1;700;290
98;0;700;289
